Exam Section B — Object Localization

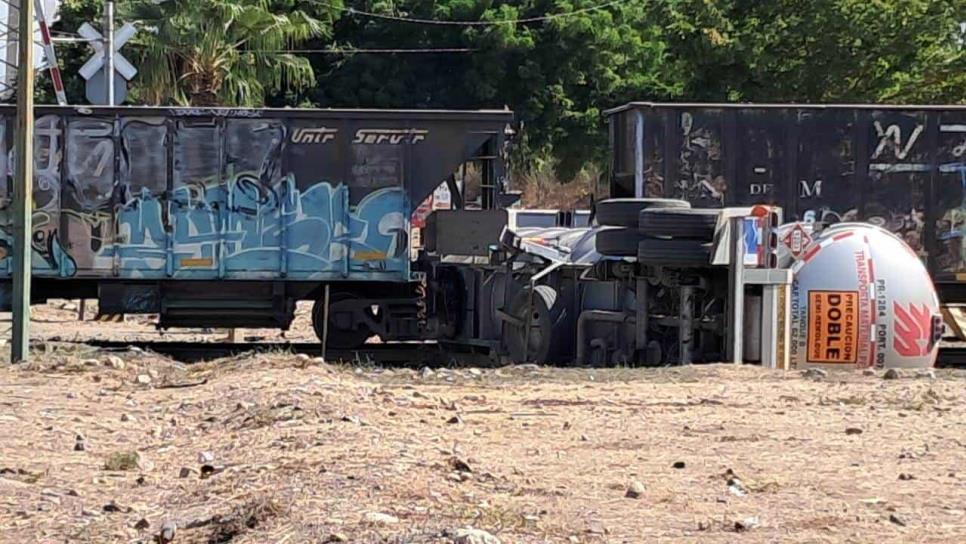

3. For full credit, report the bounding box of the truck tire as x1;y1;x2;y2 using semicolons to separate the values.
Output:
638;208;720;240
596;198;690;227
595;227;641;257
637;239;714;268
505;285;568;363
312;293;372;349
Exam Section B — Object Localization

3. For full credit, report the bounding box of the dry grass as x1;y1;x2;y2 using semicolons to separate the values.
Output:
518;165;601;210
103;451;140;472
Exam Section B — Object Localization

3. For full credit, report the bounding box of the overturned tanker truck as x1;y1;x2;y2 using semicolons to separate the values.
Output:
0;103;945;368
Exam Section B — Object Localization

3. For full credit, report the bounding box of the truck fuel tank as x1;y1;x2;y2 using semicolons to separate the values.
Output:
787;223;942;369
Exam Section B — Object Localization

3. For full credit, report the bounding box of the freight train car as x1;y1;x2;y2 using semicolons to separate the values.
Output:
604;103;966;301
0;105;511;343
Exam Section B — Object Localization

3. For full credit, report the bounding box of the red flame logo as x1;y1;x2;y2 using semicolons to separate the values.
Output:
893;302;932;357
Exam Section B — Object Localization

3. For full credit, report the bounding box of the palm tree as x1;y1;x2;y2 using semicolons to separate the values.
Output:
123;0;331;106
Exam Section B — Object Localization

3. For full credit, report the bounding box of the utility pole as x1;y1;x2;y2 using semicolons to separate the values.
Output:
12;0;35;362
104;0;114;105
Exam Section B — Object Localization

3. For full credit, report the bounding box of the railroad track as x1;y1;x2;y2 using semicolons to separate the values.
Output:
54;339;494;366
937;346;966;368
38;338;966;368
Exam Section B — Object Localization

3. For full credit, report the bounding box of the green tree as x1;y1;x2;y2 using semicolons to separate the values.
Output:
121;0;334;106
305;1;681;177
659;0;966;104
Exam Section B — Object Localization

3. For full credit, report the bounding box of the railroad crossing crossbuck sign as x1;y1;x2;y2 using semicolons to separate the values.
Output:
78;20;136;104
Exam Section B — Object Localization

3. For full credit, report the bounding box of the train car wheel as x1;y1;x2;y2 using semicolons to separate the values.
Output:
312;293;373;350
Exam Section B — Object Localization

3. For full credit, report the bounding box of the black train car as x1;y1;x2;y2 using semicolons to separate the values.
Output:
605;102;966;301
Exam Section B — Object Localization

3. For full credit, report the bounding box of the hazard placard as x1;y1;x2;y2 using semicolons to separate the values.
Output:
807;290;859;363
783;223;813;259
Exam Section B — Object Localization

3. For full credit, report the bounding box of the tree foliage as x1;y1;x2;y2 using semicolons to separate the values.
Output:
120;0;332;106
44;0;966;176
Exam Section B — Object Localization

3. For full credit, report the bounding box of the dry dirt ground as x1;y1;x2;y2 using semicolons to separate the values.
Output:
0;303;965;543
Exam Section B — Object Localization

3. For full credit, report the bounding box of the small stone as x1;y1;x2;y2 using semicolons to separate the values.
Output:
135;374;152;385
326;534;348;543
341;415;364;425
915;369;936;379
845;427;864;435
120;413;132;422
178;466;196;478
159;520;177;542
450;457;473;473
147;368;159;379
197;451;215;464
862;369;877;376
580;434;589;442
295;353;311;361
66;391;78;399
467;368;482;377
802;368;828;379
420;367;435;379
106;356;125;370
134;518;150;530
672;461;686;469
102;500;124;513
734;516;759;532
883;368;901;380
365;512;399;524
727;477;747;496
137;456;154;472
447;415;463;425
898;473;915;481
888;513;906;527
74;435;86;452
199;464;222;479
81;358;100;367
135;475;147;486
450;527;502;544
625;480;645;499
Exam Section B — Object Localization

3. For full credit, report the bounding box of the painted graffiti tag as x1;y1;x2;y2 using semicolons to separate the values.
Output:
872;121;923;160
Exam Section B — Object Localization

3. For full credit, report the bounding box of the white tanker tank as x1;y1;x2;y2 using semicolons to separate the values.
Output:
784;222;942;369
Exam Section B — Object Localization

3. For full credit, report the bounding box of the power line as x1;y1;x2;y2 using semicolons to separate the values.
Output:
312;0;625;26
267;47;477;54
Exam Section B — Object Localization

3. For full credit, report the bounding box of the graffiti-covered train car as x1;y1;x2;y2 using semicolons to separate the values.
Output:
605;103;966;300
0;105;511;334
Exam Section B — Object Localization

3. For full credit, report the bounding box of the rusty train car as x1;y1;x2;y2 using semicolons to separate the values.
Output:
604;103;966;301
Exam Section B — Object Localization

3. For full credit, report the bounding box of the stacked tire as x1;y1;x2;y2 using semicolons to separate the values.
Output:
637;208;720;267
594;198;722;267
594;198;690;256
